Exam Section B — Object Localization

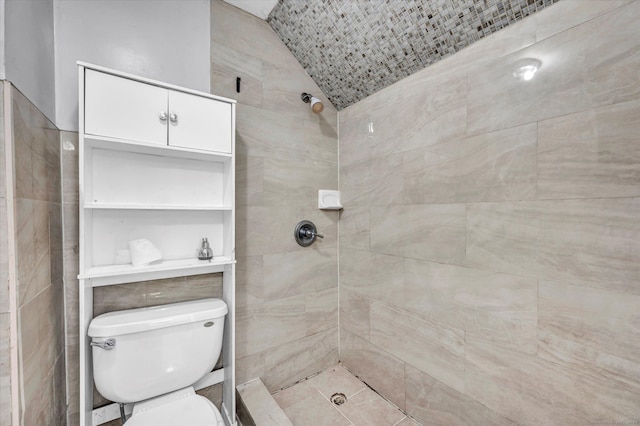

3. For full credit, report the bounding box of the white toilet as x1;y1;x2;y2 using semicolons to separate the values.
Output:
88;298;228;425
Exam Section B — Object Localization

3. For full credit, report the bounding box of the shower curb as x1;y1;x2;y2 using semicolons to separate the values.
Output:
236;379;293;426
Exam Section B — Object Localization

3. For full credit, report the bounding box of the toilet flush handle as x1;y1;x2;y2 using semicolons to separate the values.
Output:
91;337;116;350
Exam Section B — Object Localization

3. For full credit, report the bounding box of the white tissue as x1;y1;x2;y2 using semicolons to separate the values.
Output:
128;239;163;267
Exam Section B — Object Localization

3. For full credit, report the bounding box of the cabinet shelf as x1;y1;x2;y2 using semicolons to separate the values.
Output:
84;203;233;211
80;256;235;286
84;134;233;161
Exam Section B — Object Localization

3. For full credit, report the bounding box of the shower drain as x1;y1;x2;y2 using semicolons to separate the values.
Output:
330;392;347;406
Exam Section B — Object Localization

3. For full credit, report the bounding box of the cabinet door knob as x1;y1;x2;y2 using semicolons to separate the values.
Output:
169;113;178;123
159;111;168;121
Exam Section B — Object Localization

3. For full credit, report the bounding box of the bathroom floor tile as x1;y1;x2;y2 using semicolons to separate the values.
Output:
337;388;406;426
272;364;419;426
309;365;367;399
273;380;318;411
281;392;352;426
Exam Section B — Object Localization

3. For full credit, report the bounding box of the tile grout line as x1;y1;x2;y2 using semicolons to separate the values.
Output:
392;416;408;426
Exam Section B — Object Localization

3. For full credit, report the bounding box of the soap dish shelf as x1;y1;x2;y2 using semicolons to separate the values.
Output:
318;189;343;210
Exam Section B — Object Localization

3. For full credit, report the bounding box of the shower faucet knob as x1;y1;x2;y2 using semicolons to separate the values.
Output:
303;229;324;239
295;220;323;247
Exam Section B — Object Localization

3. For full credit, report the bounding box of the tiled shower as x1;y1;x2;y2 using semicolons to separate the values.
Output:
338;1;640;423
1;0;639;425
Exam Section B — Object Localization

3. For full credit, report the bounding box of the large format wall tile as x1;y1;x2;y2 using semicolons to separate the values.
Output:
534;198;640;294
304;287;338;337
236;294;306;356
403;259;537;354
339;249;403;301
340;288;371;340
538;280;640;390
235;255;263;307
338;112;373;167
467;1;640;135
237;205;337;256
340;328;406;410
235;154;264;207
533;0;634;42
368;75;467;159
11;87;60;203
338;206;369;251
468;199;640;294
340;154;403;206
406;364;516;426
404;123;537;204
465;338;640;425
262;156;337;208
339;288;370;339
263;328;338;392
7;84;66;425
370;204;466;264
0;312;11;425
210;41;264;109
370;301;465;393
537;99;640;199
263;249;337;301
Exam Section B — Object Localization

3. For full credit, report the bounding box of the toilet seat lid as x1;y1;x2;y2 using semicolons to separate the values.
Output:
125;388;223;426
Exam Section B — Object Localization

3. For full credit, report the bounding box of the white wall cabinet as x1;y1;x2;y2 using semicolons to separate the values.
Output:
78;62;236;426
85;69;232;153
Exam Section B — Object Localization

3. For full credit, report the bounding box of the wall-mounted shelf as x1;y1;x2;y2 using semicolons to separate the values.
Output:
318;189;343;210
80;257;235;286
84;203;233;211
78;62;237;426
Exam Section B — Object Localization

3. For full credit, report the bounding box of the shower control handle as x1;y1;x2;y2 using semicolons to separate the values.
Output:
295;220;323;247
303;229;324;239
91;338;116;350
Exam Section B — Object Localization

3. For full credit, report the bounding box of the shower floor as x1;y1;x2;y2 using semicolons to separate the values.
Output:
272;365;420;426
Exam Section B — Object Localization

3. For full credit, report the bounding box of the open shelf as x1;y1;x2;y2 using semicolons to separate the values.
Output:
80;256;235;286
85;203;233;211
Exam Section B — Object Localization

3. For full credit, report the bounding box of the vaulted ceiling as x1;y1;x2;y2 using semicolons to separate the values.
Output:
265;0;559;110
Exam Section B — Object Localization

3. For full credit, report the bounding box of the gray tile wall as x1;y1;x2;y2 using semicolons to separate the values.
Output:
211;0;339;392
337;1;640;424
2;83;67;425
0;81;12;426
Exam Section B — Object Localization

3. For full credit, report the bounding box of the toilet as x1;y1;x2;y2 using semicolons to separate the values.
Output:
88;298;228;425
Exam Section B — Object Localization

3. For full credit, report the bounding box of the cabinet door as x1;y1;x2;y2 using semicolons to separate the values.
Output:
168;90;232;153
85;70;168;146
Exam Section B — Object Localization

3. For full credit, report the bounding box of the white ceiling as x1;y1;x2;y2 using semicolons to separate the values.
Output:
222;0;278;20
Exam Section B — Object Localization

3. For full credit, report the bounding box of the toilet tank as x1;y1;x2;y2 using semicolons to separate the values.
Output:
88;298;228;403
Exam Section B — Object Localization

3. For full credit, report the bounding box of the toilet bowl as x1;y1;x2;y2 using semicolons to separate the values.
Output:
88;298;228;425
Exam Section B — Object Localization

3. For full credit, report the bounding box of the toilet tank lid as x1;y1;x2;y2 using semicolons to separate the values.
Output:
88;298;228;338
